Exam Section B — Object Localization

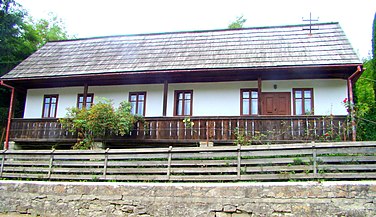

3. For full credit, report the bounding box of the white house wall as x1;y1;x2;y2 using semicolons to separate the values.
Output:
23;79;348;118
261;80;348;115
24;84;164;118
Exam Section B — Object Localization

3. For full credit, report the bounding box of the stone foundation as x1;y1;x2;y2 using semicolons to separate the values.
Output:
0;181;375;216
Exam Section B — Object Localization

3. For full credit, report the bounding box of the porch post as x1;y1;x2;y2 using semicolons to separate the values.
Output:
163;80;168;116
0;81;15;150
83;83;88;108
258;76;262;115
347;66;363;141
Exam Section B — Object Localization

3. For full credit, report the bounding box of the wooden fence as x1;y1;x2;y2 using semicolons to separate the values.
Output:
1;142;375;182
10;115;350;143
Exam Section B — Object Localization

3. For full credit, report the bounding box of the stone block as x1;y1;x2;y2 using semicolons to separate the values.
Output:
232;213;252;217
215;212;232;217
223;204;237;213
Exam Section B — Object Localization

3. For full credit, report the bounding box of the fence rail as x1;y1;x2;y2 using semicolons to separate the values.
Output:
1;142;375;182
10;115;350;143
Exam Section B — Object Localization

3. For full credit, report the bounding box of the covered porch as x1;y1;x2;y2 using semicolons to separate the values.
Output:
9;115;350;147
2;63;361;149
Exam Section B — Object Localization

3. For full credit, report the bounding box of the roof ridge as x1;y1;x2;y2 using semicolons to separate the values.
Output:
50;22;340;43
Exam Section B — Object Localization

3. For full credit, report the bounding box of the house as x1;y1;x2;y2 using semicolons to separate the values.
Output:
0;22;363;149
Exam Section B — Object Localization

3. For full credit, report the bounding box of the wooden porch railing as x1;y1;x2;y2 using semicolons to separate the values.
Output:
10;116;350;143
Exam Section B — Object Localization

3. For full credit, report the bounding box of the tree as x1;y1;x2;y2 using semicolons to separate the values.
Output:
353;12;376;141
228;15;247;29
372;12;376;100
60;99;140;149
0;0;70;147
0;0;27;75
27;13;69;48
1;1;70;75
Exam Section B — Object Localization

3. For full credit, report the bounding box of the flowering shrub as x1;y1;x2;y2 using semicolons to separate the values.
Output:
342;98;352;113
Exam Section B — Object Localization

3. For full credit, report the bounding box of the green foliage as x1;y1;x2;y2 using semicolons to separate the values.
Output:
353;14;376;141
60;98;139;149
1;2;69;75
373;12;376;60
26;13;69;48
182;117;194;128
354;61;376;141
228;15;247;29
233;127;266;146
292;158;303;165
356;108;376;141
355;60;375;110
0;0;27;74
0;0;70;131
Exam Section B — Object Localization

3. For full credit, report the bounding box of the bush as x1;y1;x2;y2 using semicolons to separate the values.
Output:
60;98;140;149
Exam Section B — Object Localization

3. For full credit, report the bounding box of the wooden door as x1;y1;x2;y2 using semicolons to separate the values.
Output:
261;92;291;115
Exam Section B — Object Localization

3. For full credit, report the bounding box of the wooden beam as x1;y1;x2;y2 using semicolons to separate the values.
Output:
163;80;168;116
83;84;88;108
258;77;262;115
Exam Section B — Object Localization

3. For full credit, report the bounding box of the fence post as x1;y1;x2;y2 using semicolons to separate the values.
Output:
0;149;7;178
103;148;110;179
237;144;241;180
312;141;317;178
48;149;55;180
167;146;172;180
206;121;209;145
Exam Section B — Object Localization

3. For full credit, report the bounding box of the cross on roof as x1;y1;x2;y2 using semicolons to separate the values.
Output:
302;12;319;34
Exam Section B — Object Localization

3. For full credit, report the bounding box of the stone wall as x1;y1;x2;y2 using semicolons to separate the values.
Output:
0;181;375;217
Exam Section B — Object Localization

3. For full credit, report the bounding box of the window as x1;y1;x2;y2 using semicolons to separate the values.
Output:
42;95;58;118
293;88;314;115
129;92;146;116
174;90;193;116
77;93;94;109
241;89;258;115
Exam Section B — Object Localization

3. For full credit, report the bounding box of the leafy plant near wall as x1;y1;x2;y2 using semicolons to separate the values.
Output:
182;117;194;128
60;98;140;149
233;127;267;146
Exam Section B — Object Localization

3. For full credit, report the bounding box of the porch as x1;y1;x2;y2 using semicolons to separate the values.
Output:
9;115;350;146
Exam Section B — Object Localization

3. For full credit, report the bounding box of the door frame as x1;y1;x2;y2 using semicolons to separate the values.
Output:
261;92;291;115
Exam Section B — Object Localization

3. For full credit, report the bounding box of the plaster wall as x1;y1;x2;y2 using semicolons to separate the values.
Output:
23;79;348;118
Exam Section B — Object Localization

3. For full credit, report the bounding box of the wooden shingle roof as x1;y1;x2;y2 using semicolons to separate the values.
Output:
1;22;361;79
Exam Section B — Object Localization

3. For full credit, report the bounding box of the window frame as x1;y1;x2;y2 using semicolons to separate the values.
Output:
77;93;94;109
42;94;59;118
129;92;147;116
240;88;259;116
174;90;193;116
292;88;314;115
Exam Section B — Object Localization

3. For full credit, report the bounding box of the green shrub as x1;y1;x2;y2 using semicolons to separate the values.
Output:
60;98;140;149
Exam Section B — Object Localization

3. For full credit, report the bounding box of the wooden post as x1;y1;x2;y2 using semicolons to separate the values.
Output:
0;150;6;178
206;121;209;145
103;148;110;179
312;141;317;178
167;146;172;179
83;83;88;108
258;76;262;115
347;66;362;141
48;149;55;180
163;80;168;116
237;144;241;180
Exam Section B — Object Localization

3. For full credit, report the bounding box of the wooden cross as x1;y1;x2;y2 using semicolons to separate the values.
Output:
302;12;319;34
